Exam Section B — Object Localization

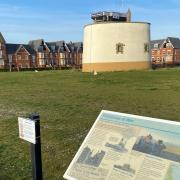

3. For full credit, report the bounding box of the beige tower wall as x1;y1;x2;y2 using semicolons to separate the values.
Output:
82;22;151;72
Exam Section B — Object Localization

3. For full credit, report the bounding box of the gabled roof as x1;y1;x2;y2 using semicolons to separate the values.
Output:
6;43;36;55
0;32;5;43
28;39;44;50
46;41;65;52
64;43;71;53
73;42;83;52
66;42;74;52
6;44;19;54
29;39;50;52
167;37;180;48
150;39;165;49
23;44;36;54
67;41;83;52
53;41;65;47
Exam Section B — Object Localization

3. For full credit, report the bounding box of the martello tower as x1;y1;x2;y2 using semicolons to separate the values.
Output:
82;9;151;72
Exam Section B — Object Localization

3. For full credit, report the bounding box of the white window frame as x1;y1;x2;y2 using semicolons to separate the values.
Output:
0;50;2;58
25;55;29;60
17;55;21;60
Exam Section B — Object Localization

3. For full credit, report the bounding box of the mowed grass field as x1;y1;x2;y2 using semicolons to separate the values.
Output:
0;69;180;180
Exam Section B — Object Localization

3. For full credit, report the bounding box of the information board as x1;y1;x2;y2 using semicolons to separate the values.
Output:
64;110;180;180
18;117;36;144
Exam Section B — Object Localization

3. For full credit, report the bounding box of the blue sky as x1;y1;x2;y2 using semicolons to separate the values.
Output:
0;0;179;43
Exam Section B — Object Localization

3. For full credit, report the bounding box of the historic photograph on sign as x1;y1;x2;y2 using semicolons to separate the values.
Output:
133;129;180;163
76;146;106;167
113;155;138;177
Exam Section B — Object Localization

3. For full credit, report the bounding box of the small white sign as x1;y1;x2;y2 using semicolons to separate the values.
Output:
18;117;36;144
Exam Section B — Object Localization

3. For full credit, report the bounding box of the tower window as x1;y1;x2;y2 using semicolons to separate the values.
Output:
144;43;150;52
116;43;125;54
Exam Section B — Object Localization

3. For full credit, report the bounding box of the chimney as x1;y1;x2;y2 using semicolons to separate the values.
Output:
127;8;131;22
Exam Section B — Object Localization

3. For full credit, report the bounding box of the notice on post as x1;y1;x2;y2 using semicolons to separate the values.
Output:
18;117;36;144
64;110;180;180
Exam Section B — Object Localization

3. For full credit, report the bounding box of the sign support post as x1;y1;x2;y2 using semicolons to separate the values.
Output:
29;113;43;180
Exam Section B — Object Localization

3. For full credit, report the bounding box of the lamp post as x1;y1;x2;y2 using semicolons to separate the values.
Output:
32;55;36;68
8;54;12;72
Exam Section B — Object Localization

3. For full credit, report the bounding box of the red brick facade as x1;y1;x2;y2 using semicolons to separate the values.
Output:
0;32;83;70
151;37;180;66
0;42;7;69
56;52;66;66
0;33;7;69
12;47;32;69
73;51;83;68
174;49;180;64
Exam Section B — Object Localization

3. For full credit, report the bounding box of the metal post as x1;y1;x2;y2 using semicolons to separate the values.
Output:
29;113;43;180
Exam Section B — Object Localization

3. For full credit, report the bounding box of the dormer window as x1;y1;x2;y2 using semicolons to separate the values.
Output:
154;43;159;48
116;43;125;54
166;43;172;48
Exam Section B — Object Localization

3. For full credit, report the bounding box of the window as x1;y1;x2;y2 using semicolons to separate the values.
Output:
153;50;157;54
39;59;45;65
60;53;65;58
17;55;21;60
154;43;159;48
166;43;172;48
25;55;29;60
0;50;2;58
116;43;125;54
166;56;172;61
167;50;171;55
38;53;44;58
8;55;13;63
0;59;4;65
32;55;36;62
144;43;150;52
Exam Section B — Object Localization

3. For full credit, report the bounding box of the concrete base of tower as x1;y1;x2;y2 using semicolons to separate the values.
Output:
82;61;150;72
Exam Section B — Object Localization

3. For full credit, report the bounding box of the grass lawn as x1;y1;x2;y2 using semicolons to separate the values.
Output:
0;68;180;180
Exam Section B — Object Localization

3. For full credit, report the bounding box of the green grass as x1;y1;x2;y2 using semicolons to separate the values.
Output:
0;68;180;179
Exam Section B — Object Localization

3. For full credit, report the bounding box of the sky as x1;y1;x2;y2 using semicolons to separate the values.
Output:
0;0;179;43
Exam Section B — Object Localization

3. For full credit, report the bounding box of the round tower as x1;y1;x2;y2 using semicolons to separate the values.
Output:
82;10;151;72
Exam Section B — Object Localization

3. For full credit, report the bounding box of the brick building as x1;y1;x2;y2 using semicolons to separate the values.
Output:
151;37;180;66
6;44;36;70
28;39;51;68
0;32;7;69
67;42;83;68
29;39;83;68
0;32;83;70
46;41;71;67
